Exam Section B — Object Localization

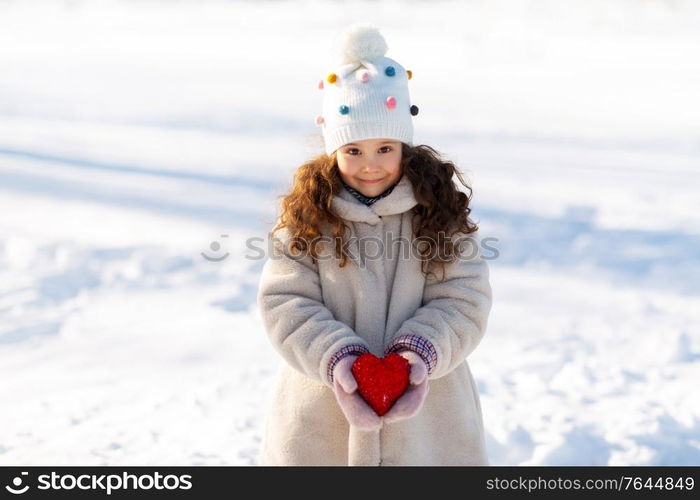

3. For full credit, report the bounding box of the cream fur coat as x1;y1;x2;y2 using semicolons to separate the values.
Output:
256;174;493;466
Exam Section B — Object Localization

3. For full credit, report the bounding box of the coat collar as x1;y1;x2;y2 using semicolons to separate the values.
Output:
331;174;418;225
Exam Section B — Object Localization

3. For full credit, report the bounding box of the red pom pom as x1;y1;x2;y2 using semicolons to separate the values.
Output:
351;353;410;416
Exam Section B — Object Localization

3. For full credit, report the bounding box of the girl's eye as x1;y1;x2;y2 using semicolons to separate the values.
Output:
346;146;392;155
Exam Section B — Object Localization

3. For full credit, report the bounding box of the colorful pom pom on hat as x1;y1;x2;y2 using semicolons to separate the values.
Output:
316;23;417;156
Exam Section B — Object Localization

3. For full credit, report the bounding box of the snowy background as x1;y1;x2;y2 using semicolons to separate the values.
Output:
1;0;699;465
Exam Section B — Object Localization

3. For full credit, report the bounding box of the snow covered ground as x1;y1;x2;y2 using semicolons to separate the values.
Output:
1;0;699;465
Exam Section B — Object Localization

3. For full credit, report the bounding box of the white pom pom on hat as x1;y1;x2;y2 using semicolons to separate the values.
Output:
337;23;389;64
316;23;419;156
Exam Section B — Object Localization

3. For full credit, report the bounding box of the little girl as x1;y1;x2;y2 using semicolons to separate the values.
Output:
256;24;492;466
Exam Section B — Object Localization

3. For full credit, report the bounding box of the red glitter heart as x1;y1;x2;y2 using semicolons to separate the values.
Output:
351;353;410;416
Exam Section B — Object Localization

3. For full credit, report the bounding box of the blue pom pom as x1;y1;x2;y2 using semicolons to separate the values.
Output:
385;66;396;77
339;105;350;115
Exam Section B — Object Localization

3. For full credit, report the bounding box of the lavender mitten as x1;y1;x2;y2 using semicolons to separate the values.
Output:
382;350;430;423
398;350;428;385
332;355;383;431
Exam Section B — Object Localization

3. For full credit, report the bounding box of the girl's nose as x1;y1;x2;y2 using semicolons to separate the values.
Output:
362;160;381;172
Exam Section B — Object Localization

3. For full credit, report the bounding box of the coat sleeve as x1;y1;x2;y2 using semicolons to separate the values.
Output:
257;227;371;388
384;230;493;380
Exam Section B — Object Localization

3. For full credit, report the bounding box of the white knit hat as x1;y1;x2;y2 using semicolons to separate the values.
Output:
315;24;419;156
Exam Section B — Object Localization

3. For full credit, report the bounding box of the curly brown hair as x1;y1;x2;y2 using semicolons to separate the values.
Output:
271;142;479;281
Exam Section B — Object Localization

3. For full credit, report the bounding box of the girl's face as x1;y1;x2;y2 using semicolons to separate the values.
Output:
335;138;403;197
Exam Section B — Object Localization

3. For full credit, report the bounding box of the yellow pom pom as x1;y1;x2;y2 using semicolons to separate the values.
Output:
407;70;412;80
327;73;337;84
